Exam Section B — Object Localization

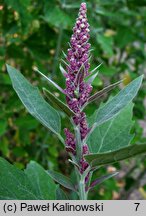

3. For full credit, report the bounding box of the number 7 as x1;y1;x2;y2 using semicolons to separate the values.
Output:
134;203;140;211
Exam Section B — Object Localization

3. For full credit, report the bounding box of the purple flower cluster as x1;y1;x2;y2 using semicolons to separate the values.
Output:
80;144;90;183
80;144;89;174
79;82;92;107
73;112;90;140
65;2;92;109
63;3;92;178
64;128;76;155
67;2;90;76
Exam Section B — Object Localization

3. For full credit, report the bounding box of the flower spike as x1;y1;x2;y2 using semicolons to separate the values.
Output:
64;3;92;181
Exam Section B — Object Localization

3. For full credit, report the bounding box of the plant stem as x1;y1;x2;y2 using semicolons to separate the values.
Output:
79;175;87;200
75;167;87;200
74;125;82;162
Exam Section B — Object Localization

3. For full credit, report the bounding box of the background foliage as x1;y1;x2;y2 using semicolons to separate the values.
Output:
0;0;146;199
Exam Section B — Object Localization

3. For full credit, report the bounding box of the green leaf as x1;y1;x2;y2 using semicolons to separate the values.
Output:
87;103;134;153
0;157;38;200
86;75;143;142
84;63;102;84
25;161;57;200
0;158;57;200
85;143;146;167
85;71;99;85
56;185;69;200
43;88;75;117
88;80;123;105
59;64;67;77
48;170;76;192
6;64;61;136
34;68;64;94
89;172;119;190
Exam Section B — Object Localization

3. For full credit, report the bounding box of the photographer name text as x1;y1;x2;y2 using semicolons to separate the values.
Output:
3;202;104;213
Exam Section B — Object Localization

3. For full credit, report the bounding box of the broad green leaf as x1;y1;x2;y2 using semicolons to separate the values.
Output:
85;143;146;167
87;103;134;153
6;64;61;136
0;158;57;200
0;157;38;200
43;88;75;117
86;75;143;142
48;170;76;192
56;185;69;200
94;76;143;124
25;161;57;200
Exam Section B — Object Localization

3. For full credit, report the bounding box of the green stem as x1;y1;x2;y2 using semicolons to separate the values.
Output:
75;167;87;200
79;175;87;200
75;126;83;162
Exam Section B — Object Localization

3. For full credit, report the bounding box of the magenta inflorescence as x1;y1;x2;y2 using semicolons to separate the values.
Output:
64;128;76;155
63;3;92;178
65;2;92;108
